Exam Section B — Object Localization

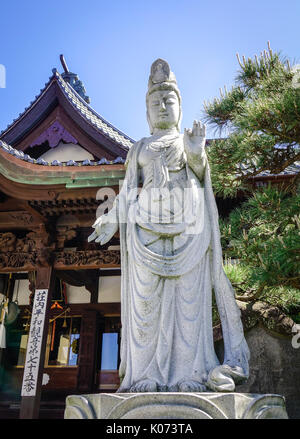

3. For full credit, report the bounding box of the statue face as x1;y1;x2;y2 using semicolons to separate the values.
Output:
147;90;180;131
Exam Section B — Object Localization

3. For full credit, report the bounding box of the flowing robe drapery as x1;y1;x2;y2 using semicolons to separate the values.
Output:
117;134;249;391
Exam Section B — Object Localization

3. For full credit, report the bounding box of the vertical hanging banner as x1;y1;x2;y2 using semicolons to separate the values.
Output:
21;289;48;397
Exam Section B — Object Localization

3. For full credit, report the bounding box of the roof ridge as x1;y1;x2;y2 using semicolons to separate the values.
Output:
0;71;57;137
55;70;134;149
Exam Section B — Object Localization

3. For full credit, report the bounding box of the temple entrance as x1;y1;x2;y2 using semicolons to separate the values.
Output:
0;269;121;418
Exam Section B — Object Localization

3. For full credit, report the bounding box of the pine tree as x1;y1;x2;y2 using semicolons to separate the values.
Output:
204;43;300;316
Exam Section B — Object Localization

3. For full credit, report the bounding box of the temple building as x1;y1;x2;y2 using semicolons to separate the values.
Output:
0;57;298;419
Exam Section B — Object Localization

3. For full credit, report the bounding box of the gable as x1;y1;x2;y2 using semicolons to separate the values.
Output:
0;69;134;160
40;141;94;162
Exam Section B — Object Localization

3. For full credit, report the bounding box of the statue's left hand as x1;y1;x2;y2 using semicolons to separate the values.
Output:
184;120;206;156
184;120;207;180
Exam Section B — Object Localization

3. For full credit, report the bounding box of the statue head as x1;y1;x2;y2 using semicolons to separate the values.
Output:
146;59;182;134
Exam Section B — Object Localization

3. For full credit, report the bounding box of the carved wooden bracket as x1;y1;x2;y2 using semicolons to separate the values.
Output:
0;249;120;272
54;250;121;270
29;121;78;149
0;227;53;254
56;226;77;250
0;211;38;230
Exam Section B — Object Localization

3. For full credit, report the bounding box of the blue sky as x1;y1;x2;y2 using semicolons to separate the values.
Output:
1;0;300;141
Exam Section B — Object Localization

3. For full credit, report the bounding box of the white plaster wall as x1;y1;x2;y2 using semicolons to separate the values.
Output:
98;276;121;303
40;141;94;162
66;284;91;304
12;279;31;305
9;278;120;305
13;281;91;305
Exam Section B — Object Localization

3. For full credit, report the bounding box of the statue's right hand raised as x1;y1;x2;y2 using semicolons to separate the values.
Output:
88;210;118;245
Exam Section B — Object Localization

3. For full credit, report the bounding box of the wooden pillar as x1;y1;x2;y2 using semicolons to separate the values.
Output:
19;266;55;419
77;309;100;393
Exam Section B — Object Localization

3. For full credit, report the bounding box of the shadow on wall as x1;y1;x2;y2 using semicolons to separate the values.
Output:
215;324;300;419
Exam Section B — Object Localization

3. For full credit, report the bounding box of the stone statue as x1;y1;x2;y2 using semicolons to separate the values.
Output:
89;59;250;393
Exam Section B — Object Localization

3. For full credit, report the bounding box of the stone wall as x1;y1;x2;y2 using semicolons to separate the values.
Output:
215;324;300;419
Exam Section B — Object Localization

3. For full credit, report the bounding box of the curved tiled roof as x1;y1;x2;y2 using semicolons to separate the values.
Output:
0;69;134;151
54;69;134;149
239;158;300;177
1;138;299;178
255;162;300;176
0;139;125;166
0;139;126;189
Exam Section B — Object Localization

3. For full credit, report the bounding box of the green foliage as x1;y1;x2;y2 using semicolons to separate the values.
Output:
222;184;300;284
204;43;300;313
206;132;276;197
204;86;245;128
204;43;300;197
223;261;252;291
224;261;300;316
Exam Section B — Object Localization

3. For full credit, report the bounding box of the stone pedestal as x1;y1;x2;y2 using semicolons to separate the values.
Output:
64;392;288;419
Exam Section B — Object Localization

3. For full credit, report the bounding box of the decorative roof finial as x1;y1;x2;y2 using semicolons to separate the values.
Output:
60;54;69;74
59;54;90;104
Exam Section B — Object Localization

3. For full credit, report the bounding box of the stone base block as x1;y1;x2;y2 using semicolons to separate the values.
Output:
64;392;288;419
